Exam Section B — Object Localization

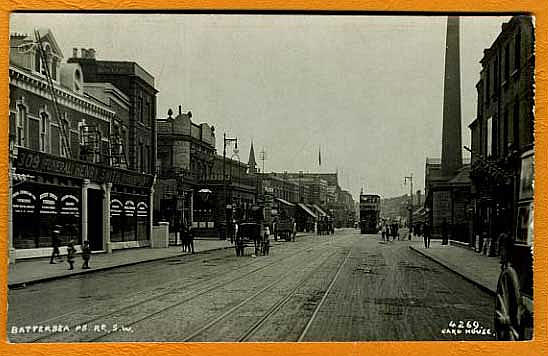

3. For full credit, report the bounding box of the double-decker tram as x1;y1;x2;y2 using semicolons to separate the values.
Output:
359;194;381;234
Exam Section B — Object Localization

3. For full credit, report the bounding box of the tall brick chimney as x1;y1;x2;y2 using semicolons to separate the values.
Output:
441;16;463;178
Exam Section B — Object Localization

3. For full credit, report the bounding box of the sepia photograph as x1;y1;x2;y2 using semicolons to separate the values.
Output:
6;12;534;342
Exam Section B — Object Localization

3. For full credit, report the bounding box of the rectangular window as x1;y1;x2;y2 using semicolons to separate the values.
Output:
503;110;509;155
139;97;144;123
51;125;60;156
504;43;510;81
485;67;490;102
486;117;493;157
40;112;49;153
28;118;40;151
145;101;151;126
515;30;521;71
513;102;520;147
494;57;499;96
16;105;27;147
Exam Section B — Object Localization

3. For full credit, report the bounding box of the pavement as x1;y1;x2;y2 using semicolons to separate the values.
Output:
8;233;309;288
8;238;234;288
408;237;501;295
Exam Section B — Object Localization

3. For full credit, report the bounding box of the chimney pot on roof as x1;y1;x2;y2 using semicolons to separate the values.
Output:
179;105;181;115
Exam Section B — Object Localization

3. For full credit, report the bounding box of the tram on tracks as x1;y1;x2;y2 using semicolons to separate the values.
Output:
495;149;533;340
359;194;381;234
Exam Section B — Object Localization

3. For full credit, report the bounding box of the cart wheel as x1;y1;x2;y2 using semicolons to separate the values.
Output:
495;267;521;340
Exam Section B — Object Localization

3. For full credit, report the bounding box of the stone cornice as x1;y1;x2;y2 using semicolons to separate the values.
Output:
9;65;115;123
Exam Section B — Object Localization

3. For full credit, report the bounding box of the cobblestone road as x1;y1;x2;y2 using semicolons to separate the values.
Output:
7;229;494;342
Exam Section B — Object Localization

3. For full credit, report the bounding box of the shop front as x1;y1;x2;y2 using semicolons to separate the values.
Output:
10;148;154;260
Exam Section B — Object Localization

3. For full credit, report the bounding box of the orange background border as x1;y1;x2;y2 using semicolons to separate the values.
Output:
0;1;546;355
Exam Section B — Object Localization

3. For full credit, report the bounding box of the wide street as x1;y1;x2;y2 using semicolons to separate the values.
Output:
8;229;495;342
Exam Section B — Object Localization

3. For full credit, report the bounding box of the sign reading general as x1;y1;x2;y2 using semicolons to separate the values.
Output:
15;148;154;188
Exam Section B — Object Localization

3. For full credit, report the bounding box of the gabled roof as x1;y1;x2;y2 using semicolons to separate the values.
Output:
35;28;64;59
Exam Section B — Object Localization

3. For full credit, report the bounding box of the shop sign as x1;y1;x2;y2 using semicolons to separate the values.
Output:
16;148;154;188
13;190;36;214
433;190;452;225
111;199;123;217
39;193;58;215
124;200;136;217
60;195;80;216
136;202;148;218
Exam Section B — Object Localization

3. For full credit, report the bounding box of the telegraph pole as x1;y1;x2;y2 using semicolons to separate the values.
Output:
222;133;237;240
404;174;413;235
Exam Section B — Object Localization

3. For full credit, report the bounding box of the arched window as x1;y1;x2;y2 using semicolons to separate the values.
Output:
39;111;49;153
16;104;27;147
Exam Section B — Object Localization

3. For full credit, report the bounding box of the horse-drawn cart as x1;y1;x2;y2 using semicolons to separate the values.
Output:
276;220;294;241
235;222;267;256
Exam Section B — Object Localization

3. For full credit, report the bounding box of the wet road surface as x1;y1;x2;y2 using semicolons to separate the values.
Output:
7;229;494;342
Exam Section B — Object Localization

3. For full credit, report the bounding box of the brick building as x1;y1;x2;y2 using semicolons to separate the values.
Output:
68;48;157;174
155;107;216;240
468;15;535;248
9;29;155;261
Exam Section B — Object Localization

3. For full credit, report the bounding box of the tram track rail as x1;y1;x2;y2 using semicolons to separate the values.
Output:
23;236;340;343
183;249;341;342
297;249;352;342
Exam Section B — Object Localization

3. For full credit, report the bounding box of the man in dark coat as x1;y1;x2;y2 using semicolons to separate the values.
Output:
81;240;91;269
441;218;449;245
50;225;62;264
423;222;431;248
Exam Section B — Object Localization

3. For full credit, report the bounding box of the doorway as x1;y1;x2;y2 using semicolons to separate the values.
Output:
87;189;103;251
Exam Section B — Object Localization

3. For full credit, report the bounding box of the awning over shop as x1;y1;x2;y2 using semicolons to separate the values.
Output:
275;197;295;207
312;204;327;217
298;203;317;219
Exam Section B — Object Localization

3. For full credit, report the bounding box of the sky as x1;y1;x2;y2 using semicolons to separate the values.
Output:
10;13;511;200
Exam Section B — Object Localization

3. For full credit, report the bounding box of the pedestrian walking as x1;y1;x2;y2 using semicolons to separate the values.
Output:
409;225;413;241
234;221;239;244
66;240;76;270
50;225;62;264
423;222;431;248
381;223;387;242
187;225;195;254
263;225;271;256
292;219;297;241
441;218;449;245
180;223;188;252
81;240;91;269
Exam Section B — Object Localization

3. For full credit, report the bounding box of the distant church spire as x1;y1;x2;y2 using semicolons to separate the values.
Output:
248;140;257;173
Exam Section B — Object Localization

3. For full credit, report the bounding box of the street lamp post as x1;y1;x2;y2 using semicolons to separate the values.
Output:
222;133;238;240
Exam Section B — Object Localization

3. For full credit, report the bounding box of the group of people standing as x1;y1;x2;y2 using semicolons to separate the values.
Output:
179;222;195;253
380;221;400;242
49;224;91;270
